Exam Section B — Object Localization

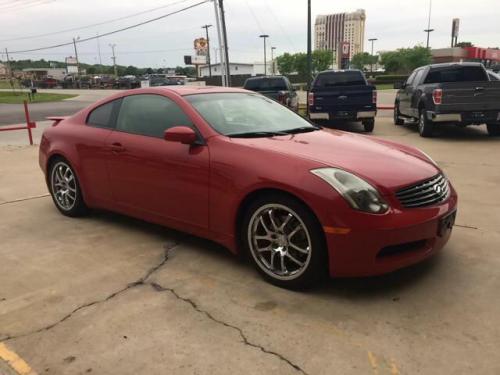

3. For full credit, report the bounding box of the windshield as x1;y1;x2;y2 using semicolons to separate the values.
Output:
186;93;316;136
313;71;366;87
244;78;288;91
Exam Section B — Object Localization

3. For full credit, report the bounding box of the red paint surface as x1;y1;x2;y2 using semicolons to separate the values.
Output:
39;87;458;277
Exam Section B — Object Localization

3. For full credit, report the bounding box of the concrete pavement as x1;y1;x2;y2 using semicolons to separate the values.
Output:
1;115;500;375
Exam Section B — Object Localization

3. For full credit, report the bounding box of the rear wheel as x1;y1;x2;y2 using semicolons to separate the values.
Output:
362;118;375;132
419;109;434;137
49;158;88;217
242;193;327;289
486;123;500;136
394;102;405;125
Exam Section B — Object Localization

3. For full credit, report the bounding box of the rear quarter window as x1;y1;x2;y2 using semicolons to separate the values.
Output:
87;100;120;129
313;71;366;87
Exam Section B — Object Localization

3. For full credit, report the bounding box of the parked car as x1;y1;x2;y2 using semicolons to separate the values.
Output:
116;75;141;89
243;76;299;111
40;87;457;289
308;69;377;132
394;63;500;137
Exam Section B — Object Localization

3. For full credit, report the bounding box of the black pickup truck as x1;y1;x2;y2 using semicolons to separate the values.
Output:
394;63;500;137
308;70;377;132
243;76;299;111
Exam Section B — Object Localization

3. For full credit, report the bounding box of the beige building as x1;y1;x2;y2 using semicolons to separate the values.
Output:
315;9;366;59
0;62;10;78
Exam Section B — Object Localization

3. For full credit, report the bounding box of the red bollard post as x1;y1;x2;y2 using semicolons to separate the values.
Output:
23;100;34;146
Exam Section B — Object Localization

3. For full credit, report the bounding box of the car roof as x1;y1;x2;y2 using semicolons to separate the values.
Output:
246;76;286;80
317;69;363;74
123;85;249;96
427;62;484;69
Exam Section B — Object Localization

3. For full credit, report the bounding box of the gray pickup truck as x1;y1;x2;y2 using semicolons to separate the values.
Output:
394;63;500;137
243;76;299;112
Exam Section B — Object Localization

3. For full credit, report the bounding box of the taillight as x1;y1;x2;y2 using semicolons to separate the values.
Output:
372;90;377;104
432;89;443;105
277;91;288;105
308;92;314;106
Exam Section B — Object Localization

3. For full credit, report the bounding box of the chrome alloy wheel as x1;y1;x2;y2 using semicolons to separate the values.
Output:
51;161;77;211
248;204;312;281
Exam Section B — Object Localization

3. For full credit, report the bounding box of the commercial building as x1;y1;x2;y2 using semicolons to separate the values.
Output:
315;9;366;59
22;68;67;80
199;61;276;77
431;47;500;68
0;62;9;78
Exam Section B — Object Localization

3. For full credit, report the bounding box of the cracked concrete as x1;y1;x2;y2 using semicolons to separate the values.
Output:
1;116;500;374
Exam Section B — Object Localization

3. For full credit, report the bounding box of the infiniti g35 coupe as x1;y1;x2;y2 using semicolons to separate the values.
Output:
39;86;457;289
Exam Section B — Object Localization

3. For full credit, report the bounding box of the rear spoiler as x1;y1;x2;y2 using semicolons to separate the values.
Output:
46;116;69;126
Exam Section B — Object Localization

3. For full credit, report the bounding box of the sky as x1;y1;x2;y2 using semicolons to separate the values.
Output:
0;0;498;68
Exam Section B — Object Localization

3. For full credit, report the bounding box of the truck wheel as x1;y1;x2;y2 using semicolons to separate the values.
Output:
486;123;500;136
418;110;434;137
394;103;405;125
362;119;375;132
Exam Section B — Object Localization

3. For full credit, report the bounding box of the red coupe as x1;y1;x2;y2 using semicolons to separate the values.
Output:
39;87;457;289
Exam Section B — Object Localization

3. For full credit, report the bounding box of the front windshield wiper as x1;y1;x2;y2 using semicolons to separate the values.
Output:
226;131;289;138
282;126;322;134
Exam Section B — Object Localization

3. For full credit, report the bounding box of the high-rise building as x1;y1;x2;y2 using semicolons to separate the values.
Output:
315;9;366;59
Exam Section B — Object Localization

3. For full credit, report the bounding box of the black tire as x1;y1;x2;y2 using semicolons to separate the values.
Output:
394;102;404;125
241;193;327;289
362;118;375;132
418;109;434;137
48;157;88;217
486;123;500;136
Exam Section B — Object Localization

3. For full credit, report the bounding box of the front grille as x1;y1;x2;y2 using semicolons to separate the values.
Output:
396;174;449;208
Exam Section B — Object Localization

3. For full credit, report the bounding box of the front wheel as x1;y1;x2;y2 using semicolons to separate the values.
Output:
419;110;434;137
362;118;375;132
49;158;88;217
486;123;500;136
242;194;327;289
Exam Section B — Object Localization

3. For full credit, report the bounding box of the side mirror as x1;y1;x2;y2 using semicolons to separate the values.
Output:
393;81;405;89
164;126;198;145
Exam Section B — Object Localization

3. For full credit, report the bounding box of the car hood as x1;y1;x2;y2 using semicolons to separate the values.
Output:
229;129;439;193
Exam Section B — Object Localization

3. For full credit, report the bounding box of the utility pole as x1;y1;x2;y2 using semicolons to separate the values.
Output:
368;38;378;73
4;48;12;79
424;0;434;49
73;37;80;77
202;24;212;77
306;0;312;115
259;34;269;76
219;0;231;86
271;46;276;75
213;0;226;86
96;32;103;67
109;44;118;77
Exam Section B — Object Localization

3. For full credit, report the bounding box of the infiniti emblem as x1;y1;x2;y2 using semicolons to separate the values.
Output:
434;184;442;194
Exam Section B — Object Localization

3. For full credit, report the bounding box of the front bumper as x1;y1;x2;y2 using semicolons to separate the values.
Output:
325;193;458;277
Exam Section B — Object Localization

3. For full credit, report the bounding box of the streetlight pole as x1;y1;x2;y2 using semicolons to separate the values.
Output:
306;0;312;115
202;24;212;77
368;38;378;73
259;34;269;76
109;44;118;77
424;0;434;48
271;46;276;75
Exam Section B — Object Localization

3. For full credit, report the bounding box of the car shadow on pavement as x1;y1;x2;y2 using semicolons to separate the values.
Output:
402;122;498;140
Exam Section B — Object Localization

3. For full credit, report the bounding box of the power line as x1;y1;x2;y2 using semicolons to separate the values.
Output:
6;0;210;54
0;0;54;12
0;0;193;42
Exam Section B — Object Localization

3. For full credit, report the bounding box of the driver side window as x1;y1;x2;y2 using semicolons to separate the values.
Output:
116;94;193;138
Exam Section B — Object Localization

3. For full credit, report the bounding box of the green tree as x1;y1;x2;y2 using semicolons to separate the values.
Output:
276;53;296;75
312;49;333;73
124;65;139;76
351;52;378;70
380;46;431;74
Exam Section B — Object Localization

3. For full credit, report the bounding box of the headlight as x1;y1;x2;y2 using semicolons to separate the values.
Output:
311;168;389;214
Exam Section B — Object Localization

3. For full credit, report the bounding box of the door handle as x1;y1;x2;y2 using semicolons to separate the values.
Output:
110;142;125;153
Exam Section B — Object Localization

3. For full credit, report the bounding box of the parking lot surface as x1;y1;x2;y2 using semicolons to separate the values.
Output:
1;112;499;374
